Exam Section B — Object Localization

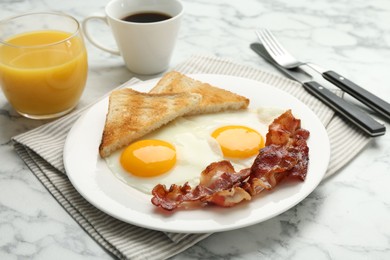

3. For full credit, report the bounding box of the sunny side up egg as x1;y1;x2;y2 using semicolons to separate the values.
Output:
105;108;284;194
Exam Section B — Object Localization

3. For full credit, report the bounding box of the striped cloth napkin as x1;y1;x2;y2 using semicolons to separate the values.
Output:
12;54;371;260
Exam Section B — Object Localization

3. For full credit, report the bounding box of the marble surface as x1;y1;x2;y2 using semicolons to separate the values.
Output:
1;0;390;259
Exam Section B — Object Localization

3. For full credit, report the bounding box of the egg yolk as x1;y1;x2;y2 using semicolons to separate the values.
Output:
120;139;176;177
211;125;264;158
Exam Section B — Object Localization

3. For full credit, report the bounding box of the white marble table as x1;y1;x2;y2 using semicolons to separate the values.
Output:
1;0;390;259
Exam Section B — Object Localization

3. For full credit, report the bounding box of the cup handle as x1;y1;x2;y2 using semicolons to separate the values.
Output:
82;14;120;55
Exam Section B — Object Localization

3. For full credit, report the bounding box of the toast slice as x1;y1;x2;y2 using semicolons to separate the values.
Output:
149;71;249;115
99;88;202;158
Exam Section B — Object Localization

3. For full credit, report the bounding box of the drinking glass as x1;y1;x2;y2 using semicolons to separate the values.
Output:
0;12;88;119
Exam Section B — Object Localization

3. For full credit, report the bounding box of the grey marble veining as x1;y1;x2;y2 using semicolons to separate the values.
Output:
1;0;390;259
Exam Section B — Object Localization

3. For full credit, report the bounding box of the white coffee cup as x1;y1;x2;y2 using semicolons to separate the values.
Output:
82;0;183;75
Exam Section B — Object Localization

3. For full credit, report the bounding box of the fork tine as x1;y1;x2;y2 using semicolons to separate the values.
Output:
256;29;298;68
263;29;287;56
256;30;273;55
258;29;288;57
256;29;280;58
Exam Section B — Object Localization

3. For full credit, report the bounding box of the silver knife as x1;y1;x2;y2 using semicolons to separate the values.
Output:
250;42;386;137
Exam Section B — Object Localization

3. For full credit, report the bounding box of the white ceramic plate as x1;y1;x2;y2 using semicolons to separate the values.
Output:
64;74;330;233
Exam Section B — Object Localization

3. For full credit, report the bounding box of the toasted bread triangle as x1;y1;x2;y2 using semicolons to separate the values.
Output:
149;71;249;115
99;88;202;158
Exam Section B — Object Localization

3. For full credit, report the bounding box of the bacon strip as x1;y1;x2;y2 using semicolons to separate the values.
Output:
151;161;251;210
151;110;310;211
246;111;310;195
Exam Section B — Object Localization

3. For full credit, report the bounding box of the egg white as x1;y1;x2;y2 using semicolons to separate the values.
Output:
105;108;283;194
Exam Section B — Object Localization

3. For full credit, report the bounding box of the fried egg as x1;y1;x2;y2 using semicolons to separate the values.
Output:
105;108;283;194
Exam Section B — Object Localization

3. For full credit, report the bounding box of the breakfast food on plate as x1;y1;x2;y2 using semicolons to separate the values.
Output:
98;88;202;158
105;108;268;194
151;110;310;211
98;72;310;212
149;71;250;115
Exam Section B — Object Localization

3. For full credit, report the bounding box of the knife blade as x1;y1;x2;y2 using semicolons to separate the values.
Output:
250;42;386;137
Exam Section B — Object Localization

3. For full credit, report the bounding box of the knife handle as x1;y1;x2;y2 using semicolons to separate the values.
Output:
303;81;386;137
322;70;390;121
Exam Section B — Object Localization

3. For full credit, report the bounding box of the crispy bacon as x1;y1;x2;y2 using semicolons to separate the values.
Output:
265;109;302;146
151;161;251;210
247;111;310;195
151;110;310;211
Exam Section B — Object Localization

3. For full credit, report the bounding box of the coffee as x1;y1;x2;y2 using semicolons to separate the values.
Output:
122;12;171;23
82;0;183;74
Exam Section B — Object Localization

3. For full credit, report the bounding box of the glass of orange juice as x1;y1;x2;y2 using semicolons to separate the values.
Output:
0;12;88;119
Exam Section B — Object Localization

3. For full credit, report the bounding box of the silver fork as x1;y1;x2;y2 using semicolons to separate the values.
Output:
255;29;304;69
251;42;386;137
256;29;390;121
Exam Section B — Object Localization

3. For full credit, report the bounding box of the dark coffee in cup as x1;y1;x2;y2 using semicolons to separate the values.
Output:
82;0;183;74
122;12;171;23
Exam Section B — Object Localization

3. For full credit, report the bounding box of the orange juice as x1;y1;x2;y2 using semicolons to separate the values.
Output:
0;30;88;118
